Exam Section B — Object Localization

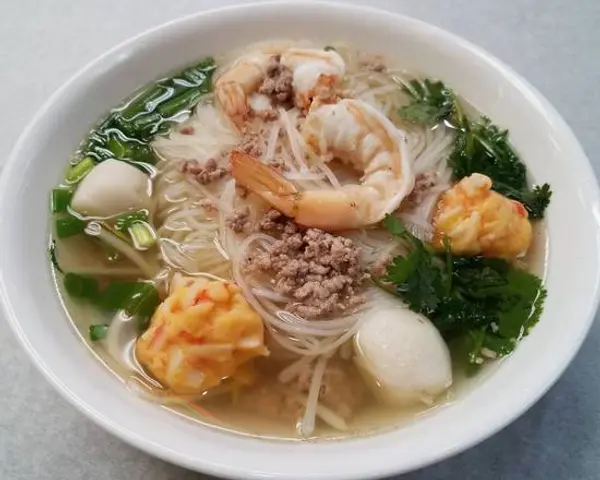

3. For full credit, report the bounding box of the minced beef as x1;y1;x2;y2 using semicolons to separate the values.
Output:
226;207;250;233
258;55;294;108
403;171;438;208
245;210;367;319
238;133;263;158
181;157;228;185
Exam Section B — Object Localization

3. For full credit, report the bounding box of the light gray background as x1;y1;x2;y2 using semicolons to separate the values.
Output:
1;1;599;479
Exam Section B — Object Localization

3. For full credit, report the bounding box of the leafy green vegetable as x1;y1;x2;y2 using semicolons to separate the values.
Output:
114;210;156;250
89;324;108;341
55;215;86;238
120;84;175;119
380;215;547;369
397;79;552;218
79;57;215;168
51;187;73;213
449;117;552;219
65;157;95;184
398;79;456;126
126;282;160;332
63;273;99;300
157;88;204;118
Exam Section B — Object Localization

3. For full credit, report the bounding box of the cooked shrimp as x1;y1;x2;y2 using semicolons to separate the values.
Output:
280;48;345;108
215;53;273;123
231;99;414;231
215;48;345;123
432;173;532;258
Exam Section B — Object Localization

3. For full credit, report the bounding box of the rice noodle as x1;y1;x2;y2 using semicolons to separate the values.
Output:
279;108;309;171
298;354;329;437
316;403;348;431
278;355;315;383
265;123;281;162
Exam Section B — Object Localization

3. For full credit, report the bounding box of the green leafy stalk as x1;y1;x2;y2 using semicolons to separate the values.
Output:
51;187;73;213
114;210;156;250
80;56;215;165
66;157;95;184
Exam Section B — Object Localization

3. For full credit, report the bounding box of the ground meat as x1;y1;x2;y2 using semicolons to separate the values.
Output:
235;185;249;199
359;54;387;72
181;158;228;185
238;133;263;158
246;210;366;319
179;125;194;135
226;207;250;233
403;171;438;209
371;253;392;278
267;157;286;172
258;55;294;108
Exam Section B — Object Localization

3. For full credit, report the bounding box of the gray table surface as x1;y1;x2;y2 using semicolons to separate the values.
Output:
1;0;599;479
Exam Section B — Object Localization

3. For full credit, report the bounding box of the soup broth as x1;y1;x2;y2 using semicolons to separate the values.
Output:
49;40;550;440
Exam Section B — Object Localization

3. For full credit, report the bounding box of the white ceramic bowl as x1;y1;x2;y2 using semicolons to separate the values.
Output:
2;2;599;479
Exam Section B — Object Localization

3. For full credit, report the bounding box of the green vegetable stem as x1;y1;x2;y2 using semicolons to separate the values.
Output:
114;210;157;250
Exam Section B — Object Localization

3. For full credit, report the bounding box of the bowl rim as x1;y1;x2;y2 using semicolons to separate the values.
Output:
2;1;599;478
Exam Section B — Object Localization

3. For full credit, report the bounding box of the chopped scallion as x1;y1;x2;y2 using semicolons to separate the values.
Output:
66;157;95;184
89;324;108;341
51;187;73;213
106;136;128;158
128;222;157;250
55;216;86;238
63;273;99;300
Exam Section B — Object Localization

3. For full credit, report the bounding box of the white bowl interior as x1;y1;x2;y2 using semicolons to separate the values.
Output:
1;2;599;479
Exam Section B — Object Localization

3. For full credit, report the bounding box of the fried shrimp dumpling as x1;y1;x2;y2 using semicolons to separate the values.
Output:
433;173;532;258
136;276;268;394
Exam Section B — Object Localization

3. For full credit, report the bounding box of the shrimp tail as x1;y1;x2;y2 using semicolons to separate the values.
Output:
230;151;298;216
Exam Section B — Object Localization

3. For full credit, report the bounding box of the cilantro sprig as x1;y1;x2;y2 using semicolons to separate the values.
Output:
381;216;546;370
397;80;552;219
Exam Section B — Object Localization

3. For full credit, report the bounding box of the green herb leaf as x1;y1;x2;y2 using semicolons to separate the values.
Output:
379;215;547;367
398;79;456;126
397;78;552;218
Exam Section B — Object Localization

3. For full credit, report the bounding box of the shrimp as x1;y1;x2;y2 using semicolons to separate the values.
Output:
230;99;415;231
280;48;345;108
215;48;345;124
215;53;273;123
432;173;532;258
